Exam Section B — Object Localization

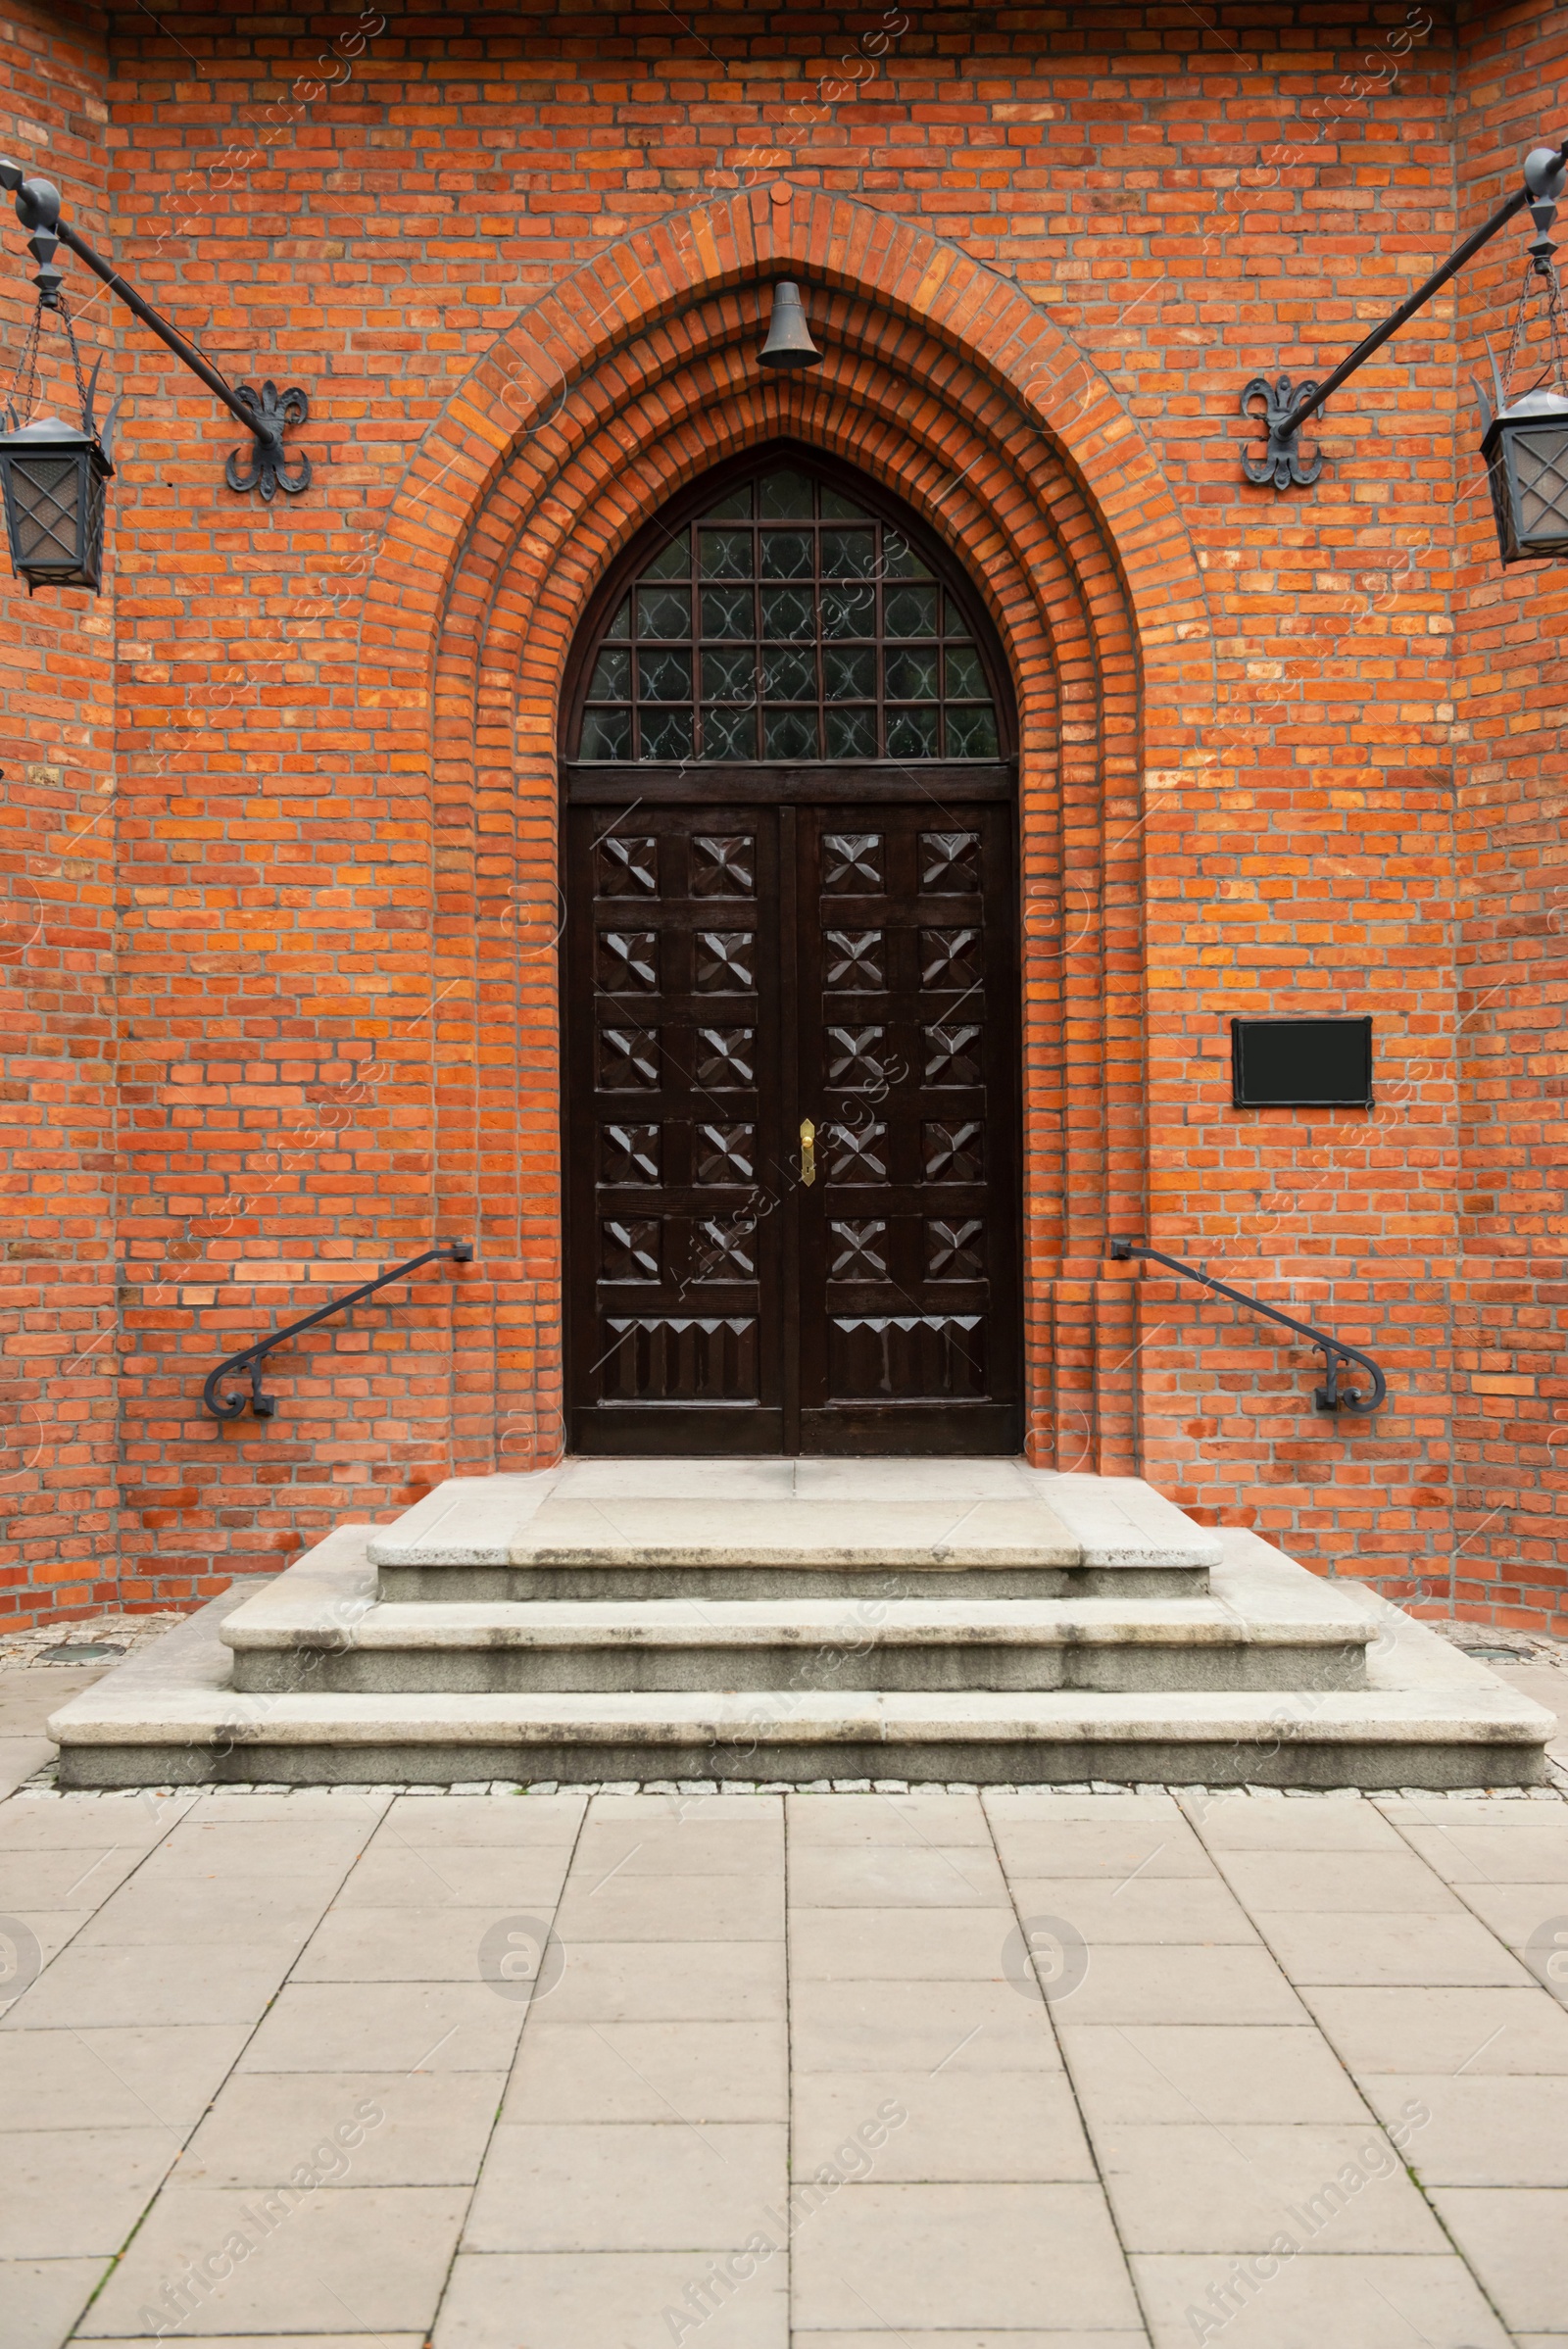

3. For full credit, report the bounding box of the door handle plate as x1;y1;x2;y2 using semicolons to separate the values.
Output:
800;1117;816;1188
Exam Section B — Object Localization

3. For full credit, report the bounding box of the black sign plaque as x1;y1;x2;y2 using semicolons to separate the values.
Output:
1230;1017;1372;1109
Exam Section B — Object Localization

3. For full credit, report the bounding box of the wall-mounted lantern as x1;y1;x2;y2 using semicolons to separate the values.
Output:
1243;138;1568;570
0;158;313;593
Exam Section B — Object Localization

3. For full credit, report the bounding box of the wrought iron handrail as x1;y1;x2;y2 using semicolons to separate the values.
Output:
1107;1239;1387;1415
202;1242;474;1422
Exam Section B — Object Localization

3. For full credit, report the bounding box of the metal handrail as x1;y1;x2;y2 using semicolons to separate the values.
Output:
202;1242;474;1422
1108;1239;1388;1416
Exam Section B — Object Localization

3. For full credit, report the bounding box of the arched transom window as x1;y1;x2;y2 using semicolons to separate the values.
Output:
570;460;1004;767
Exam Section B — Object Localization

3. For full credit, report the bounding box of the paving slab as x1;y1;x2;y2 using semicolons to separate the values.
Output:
1300;1982;1568;2074
790;2180;1143;2329
0;2259;109;2349
1054;2024;1369;2124
0;2127;176;2257
77;2182;469;2338
1356;2072;1568;2184
175;2069;507;2188
792;2066;1095;2181
503;2016;786;2122
237;1982;529;2074
0;2023;250;2131
1095;2119;1448;2254
1425;2186;1568;2333
462;2119;786;2251
787;1905;1017;1982
1132;2249;1513;2349
0;1940;301;2031
1249;1907;1537;1987
431;2249;789;2349
789;1979;1062;2073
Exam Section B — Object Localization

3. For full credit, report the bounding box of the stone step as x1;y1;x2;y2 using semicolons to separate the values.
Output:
368;1463;1221;1600
48;1535;1555;1789
220;1529;1372;1696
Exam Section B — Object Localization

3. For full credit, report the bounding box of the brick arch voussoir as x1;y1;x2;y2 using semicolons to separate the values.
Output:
370;187;1200;720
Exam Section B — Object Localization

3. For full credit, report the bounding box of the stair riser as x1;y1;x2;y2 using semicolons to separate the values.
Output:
373;1565;1213;1603
229;1643;1370;1698
57;1735;1546;1790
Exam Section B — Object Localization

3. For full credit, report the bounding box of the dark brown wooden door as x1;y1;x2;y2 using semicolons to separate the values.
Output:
564;798;1020;1454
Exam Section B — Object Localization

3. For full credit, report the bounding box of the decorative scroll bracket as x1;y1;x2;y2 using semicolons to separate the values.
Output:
1241;374;1325;489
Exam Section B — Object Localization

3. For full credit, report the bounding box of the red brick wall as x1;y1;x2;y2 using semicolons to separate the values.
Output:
1450;0;1568;1632
0;1;119;1626
0;0;1562;1628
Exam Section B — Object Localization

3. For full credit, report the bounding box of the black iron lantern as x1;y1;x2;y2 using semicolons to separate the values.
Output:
0;408;113;591
1474;147;1568;566
1478;382;1568;564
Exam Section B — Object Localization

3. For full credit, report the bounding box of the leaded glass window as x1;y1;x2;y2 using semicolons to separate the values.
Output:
572;464;1003;763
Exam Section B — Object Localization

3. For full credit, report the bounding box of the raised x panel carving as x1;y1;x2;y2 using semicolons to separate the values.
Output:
594;834;658;896
922;1023;982;1086
692;834;756;897
823;832;883;892
826;1025;888;1091
919;831;981;893
600;1218;661;1281
827;1118;888;1183
690;1214;758;1281
695;930;756;993
926;1217;985;1279
922;1120;984;1182
600;1122;661;1184
694;1027;756;1089
597;929;658;992
919;928;982;991
598;1026;659;1090
694;1123;757;1184
829;1219;889;1280
824;930;885;990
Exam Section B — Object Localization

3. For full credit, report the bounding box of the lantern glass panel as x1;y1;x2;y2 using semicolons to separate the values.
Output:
1510;423;1568;551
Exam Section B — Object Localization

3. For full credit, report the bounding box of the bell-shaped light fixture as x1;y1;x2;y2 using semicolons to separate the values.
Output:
759;281;821;371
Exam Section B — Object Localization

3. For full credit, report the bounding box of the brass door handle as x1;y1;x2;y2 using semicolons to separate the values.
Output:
799;1117;816;1187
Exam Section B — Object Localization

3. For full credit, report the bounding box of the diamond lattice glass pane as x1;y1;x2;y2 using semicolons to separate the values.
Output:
762;646;814;701
701;585;754;639
825;708;878;758
821;584;874;638
823;646;875;700
943;592;970;637
945;704;999;758
706;484;753;518
640;707;694;759
761;585;814;639
702;706;757;759
701;528;753;578
764;709;819;759
883;536;931;579
703;648;756;700
820;488;872;521
759;468;814;517
641;530;690;579
885;585;938;638
886;647;939;700
588;647;630;698
760;529;812;578
637;586;692;639
579;709;633;759
887;706;940;759
945;644;987;698
819;529;875;576
639;648;692;701
605;596;631;639
12;456;80;561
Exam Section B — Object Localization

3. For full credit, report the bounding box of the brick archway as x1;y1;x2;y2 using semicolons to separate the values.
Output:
358;188;1208;1476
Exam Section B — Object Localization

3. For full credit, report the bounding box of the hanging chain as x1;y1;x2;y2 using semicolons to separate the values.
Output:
1;286;95;432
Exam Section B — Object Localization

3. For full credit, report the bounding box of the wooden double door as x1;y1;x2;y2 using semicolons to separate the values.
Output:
564;794;1020;1455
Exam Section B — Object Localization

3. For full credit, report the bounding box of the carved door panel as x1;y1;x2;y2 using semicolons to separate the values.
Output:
564;801;1019;1454
795;805;1020;1454
564;807;787;1453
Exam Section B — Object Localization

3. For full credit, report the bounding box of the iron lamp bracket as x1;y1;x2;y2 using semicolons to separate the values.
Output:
1241;375;1324;488
0;157;313;499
